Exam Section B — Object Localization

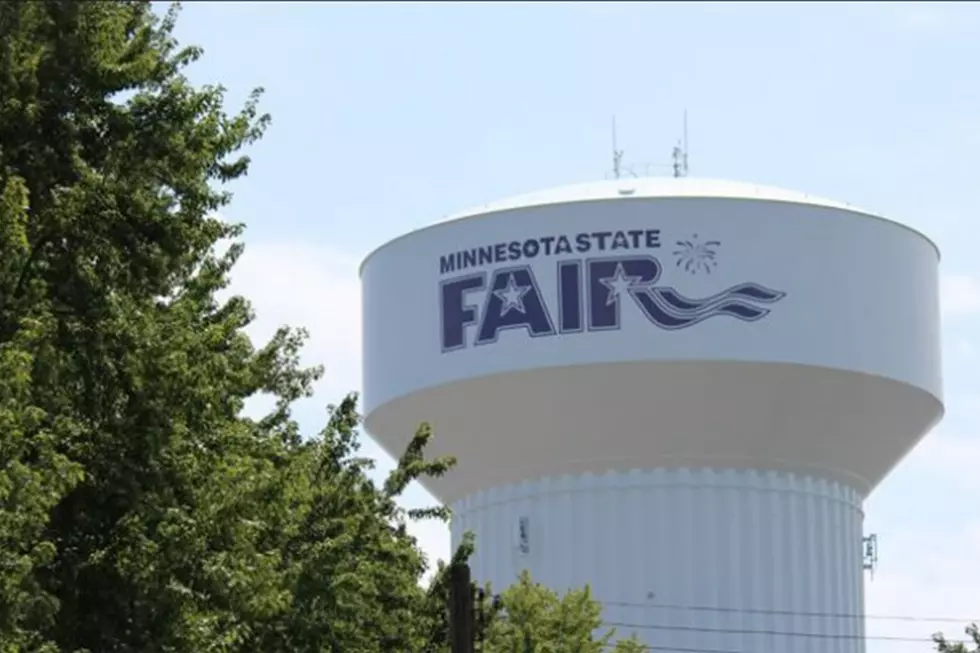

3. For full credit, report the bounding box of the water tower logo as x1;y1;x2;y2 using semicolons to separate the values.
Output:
438;228;786;352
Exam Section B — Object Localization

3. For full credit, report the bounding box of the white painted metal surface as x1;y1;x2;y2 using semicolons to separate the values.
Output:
452;468;865;653
359;177;944;653
361;178;942;502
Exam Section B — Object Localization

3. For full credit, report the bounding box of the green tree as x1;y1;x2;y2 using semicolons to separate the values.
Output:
0;3;658;652
480;571;647;653
934;624;980;653
0;2;458;651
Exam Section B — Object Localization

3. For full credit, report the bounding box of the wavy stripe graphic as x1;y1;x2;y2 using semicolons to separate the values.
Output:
633;283;786;330
652;283;786;314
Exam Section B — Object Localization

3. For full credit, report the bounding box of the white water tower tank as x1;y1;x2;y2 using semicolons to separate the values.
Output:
360;178;943;653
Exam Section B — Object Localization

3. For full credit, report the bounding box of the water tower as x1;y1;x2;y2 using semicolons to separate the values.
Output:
360;178;943;653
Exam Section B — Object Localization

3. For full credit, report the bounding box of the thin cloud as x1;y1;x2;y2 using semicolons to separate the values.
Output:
910;432;980;492
948;336;977;361
895;5;949;32
941;274;980;317
229;240;364;401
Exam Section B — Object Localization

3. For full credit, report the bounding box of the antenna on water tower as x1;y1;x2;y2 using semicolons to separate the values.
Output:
863;533;879;580
672;110;689;178
612;116;625;180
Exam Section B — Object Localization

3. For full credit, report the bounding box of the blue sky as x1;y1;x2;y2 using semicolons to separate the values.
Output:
172;2;980;651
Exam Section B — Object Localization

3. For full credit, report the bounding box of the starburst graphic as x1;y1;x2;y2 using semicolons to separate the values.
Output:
673;234;720;275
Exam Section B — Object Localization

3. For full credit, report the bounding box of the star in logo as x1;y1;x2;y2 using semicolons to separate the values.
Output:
494;274;531;315
601;263;644;305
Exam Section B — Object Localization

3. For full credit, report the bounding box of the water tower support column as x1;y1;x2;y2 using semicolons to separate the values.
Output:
452;467;867;653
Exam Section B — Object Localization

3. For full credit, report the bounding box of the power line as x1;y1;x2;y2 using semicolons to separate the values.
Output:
490;609;974;647
593;627;968;653
604;619;945;644
478;602;977;653
485;600;977;646
483;598;978;647
598;599;979;624
494;615;962;646
461;559;977;651
599;643;738;653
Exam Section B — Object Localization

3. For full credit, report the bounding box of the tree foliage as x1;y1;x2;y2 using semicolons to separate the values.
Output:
934;624;980;653
0;1;462;651
481;571;647;653
0;2;652;652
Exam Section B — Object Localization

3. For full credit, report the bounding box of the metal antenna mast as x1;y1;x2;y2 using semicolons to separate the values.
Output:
612;116;624;180
672;110;689;178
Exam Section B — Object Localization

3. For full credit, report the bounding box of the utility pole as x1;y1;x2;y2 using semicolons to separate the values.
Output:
473;586;487;652
449;563;475;653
